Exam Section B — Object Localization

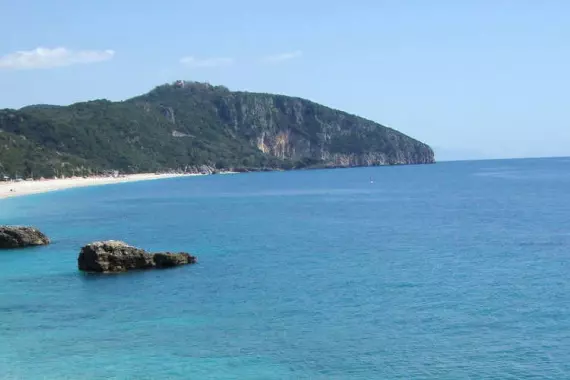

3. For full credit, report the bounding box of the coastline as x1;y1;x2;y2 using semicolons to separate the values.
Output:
0;161;434;201
0;173;201;200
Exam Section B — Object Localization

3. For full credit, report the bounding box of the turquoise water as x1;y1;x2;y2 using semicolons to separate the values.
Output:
1;158;570;379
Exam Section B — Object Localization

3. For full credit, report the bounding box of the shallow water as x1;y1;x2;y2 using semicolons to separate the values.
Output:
1;159;570;379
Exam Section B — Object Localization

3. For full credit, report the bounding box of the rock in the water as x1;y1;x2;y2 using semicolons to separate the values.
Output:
0;226;50;249
78;240;196;273
78;241;153;273
154;252;197;268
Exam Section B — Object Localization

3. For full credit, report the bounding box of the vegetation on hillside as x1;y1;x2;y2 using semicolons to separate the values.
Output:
0;81;434;178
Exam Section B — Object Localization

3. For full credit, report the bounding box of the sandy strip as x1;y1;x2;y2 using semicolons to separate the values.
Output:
0;173;200;200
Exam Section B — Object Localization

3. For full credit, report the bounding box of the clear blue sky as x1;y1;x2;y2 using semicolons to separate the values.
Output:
1;0;568;160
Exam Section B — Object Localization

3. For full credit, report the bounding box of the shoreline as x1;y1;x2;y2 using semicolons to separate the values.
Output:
0;162;435;201
0;173;202;200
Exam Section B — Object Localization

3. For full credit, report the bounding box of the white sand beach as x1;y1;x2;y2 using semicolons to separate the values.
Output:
0;173;198;200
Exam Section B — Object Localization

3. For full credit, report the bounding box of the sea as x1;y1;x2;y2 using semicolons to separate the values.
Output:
1;158;570;379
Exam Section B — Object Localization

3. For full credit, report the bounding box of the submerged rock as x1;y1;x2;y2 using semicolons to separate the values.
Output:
78;240;196;273
0;226;50;249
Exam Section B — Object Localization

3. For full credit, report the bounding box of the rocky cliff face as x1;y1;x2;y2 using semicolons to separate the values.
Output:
170;84;435;167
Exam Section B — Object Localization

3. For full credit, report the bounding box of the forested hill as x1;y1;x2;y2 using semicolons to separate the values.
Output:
0;81;435;178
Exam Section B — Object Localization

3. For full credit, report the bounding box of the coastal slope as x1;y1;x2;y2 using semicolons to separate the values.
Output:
0;81;434;177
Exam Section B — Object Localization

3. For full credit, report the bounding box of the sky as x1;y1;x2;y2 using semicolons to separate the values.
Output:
0;0;569;161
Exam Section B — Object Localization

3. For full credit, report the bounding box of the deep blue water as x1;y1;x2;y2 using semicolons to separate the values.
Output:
2;158;570;379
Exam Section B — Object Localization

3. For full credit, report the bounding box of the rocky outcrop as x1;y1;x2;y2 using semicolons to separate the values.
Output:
139;82;435;169
0;226;50;249
215;91;436;166
179;165;218;175
78;240;196;273
153;252;195;268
